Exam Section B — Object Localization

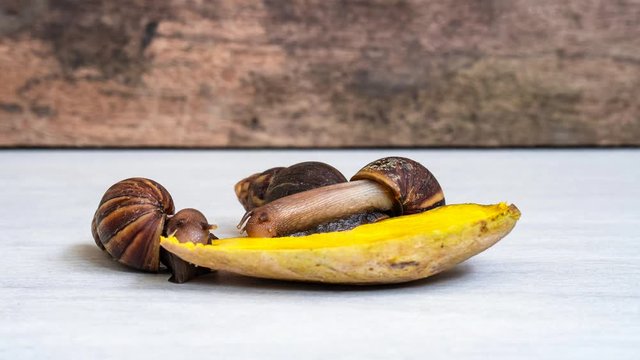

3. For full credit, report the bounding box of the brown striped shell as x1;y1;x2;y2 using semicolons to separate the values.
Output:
234;167;284;211
351;157;445;215
92;178;175;272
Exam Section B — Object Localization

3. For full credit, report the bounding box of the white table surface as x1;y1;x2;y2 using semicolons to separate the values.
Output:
1;149;638;359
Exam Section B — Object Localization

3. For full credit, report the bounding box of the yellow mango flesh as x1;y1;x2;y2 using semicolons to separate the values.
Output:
161;203;521;284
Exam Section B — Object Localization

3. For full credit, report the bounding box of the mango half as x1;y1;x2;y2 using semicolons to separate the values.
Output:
160;203;520;284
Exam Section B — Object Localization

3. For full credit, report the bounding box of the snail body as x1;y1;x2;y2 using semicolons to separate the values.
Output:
162;208;218;283
244;181;393;237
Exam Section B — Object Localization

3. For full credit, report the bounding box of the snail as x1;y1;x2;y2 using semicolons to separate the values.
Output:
161;208;218;283
236;161;389;236
237;157;445;237
91;178;216;282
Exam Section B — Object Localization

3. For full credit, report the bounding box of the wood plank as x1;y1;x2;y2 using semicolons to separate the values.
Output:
0;1;639;147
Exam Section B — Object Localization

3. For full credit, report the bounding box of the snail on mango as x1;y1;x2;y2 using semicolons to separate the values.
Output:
236;157;445;237
235;161;387;236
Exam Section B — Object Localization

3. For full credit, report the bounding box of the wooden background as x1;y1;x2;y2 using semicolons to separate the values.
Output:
1;0;639;147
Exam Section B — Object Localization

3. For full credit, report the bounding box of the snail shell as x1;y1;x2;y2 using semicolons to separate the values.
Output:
234;162;347;211
264;161;347;203
351;156;445;215
92;178;175;271
234;167;285;211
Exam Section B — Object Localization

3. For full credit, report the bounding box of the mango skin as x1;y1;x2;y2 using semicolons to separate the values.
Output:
160;203;521;284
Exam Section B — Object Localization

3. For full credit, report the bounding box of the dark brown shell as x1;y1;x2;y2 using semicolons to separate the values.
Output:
351;157;445;215
92;178;175;272
234;167;284;211
264;161;347;203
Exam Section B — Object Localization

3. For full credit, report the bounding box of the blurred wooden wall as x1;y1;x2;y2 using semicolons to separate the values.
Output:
1;0;639;147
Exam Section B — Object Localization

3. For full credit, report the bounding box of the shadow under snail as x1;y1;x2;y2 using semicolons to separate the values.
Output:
91;177;216;283
235;157;445;238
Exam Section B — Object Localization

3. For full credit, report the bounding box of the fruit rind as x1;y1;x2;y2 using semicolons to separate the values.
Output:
161;203;520;284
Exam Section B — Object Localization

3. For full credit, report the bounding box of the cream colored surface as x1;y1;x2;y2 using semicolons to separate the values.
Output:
0;150;638;359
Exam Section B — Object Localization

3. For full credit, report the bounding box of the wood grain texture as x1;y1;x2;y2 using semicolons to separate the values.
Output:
0;1;639;147
0;149;639;358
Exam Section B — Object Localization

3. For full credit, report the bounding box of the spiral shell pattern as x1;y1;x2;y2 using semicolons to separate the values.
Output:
92;178;175;271
234;167;284;211
351;157;445;215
